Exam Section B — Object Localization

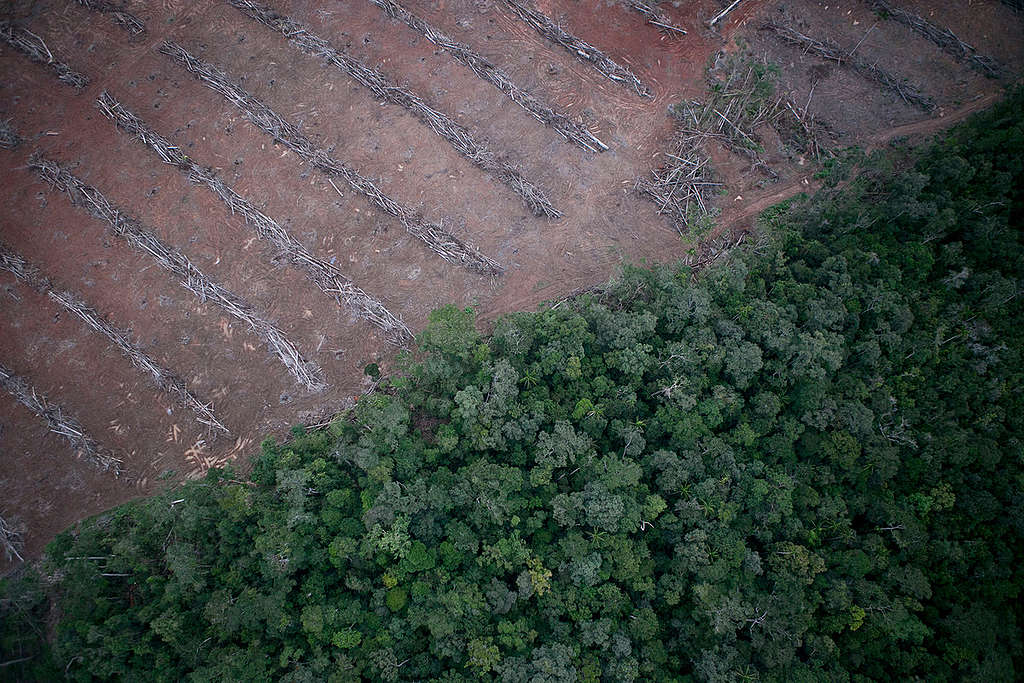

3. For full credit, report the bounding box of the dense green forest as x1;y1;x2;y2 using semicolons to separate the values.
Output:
2;90;1023;681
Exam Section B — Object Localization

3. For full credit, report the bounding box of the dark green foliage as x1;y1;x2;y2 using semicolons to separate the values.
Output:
0;568;60;680
6;90;1024;681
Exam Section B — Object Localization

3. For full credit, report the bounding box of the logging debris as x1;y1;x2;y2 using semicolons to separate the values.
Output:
0;21;89;89
501;0;652;97
160;41;504;276
0;362;123;474
0;118;22;150
29;155;326;392
0;241;230;436
74;0;146;35
622;0;686;35
869;0;1005;79
368;0;608;152
762;20;934;111
232;0;560;219
96;91;413;345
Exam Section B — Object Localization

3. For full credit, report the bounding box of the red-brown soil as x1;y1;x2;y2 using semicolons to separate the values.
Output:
1;0;1020;570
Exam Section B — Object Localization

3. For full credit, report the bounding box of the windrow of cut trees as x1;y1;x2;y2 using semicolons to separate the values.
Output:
2;89;1022;681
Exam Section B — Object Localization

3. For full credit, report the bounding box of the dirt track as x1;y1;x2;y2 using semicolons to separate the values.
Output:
1;0;1020;567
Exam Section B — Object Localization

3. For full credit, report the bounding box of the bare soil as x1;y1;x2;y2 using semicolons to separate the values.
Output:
1;0;1020;570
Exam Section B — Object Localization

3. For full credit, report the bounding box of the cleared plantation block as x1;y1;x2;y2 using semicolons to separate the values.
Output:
231;0;561;220
0;0;1017;571
500;0;652;97
0;20;88;89
29;156;326;392
74;0;146;36
0;242;230;436
0;363;122;474
368;0;609;152
160;41;504;276
762;20;935;111
96;91;412;344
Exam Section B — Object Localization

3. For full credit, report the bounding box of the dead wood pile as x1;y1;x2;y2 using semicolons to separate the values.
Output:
0;241;230;435
75;0;146;35
232;0;560;219
0;363;123;474
160;41;503;276
96;91;412;344
369;0;608;152
501;0;652;96
0;21;88;89
30;156;326;392
682;66;782;178
636;58;786;232
634;137;719;235
683;229;746;270
774;97;836;162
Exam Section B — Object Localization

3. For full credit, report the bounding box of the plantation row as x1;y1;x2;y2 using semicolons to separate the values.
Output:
0;0;693;482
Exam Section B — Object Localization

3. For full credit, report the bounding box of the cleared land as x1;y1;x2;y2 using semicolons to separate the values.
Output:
0;0;1020;566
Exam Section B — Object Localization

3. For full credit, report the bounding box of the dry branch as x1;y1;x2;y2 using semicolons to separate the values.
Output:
231;0;560;219
869;1;1005;79
762;20;934;111
501;0;651;96
0;118;22;150
708;0;743;28
96;91;413;345
0;241;230;435
622;0;686;35
368;0;608;152
160;41;504;276
0;515;24;564
0;21;89;89
75;0;146;35
0;514;24;563
0;363;123;474
29;156;326;391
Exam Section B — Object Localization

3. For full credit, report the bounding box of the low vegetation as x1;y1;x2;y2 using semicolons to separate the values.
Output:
2;90;1021;680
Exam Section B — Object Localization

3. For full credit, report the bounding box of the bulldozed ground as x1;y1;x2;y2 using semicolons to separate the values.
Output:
1;0;1021;567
